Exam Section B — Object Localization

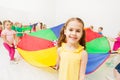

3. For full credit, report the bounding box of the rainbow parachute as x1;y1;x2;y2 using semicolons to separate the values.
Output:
17;24;110;74
17;24;64;67
85;28;110;74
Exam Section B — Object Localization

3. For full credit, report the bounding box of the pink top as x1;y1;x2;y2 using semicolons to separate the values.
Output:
113;37;120;51
1;29;16;44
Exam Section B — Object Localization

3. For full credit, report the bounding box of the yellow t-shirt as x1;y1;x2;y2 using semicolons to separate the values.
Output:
58;43;84;80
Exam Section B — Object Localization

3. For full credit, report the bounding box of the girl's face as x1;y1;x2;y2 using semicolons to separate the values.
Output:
17;23;22;27
64;20;83;44
5;22;12;29
98;28;102;32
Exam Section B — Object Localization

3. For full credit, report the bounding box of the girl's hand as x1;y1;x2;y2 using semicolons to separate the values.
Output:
9;44;13;47
50;65;59;70
54;64;59;70
14;45;17;49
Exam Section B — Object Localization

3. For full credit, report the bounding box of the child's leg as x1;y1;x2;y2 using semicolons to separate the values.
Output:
3;43;15;60
3;43;11;54
9;46;15;60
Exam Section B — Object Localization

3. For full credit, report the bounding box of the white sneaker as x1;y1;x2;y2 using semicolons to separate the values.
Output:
10;60;18;64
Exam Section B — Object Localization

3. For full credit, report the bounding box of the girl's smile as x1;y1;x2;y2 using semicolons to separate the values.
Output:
64;20;83;44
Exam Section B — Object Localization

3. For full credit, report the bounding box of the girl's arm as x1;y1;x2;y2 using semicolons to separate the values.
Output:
107;37;116;42
79;50;88;80
13;33;17;46
54;47;61;70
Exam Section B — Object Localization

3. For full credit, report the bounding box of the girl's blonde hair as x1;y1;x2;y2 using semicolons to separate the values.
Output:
3;20;12;29
57;17;86;49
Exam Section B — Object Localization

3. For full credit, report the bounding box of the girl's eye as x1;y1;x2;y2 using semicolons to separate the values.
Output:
6;24;11;26
69;29;73;31
76;30;80;32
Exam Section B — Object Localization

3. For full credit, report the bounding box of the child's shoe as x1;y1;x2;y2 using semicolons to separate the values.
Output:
10;60;18;64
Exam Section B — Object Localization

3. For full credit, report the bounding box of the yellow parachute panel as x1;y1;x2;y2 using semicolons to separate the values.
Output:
17;47;58;67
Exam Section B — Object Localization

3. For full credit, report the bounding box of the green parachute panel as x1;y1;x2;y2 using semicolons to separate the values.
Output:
29;29;57;41
86;37;110;53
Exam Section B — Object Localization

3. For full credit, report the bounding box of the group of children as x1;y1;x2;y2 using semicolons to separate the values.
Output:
0;18;120;80
89;25;103;35
0;20;47;64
